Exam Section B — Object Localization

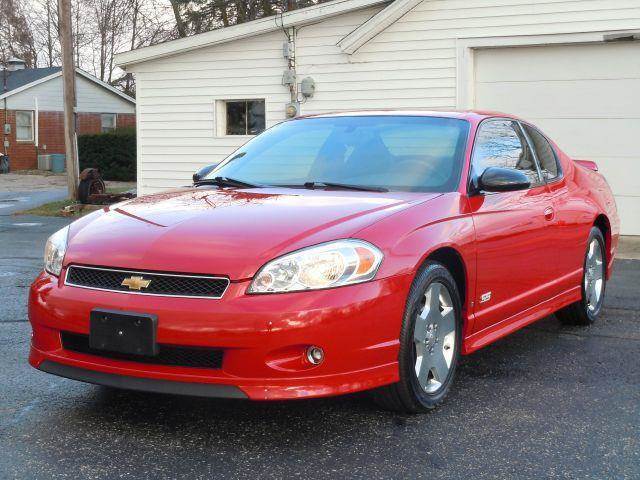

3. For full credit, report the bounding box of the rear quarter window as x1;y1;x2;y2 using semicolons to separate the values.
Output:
523;124;561;181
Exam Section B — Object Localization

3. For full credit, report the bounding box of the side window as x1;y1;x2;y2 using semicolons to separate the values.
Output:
224;100;265;135
472;120;541;187
523;124;560;181
101;113;117;133
16;111;34;141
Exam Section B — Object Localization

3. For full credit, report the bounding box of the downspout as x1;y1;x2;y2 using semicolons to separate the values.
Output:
2;63;7;156
34;97;39;162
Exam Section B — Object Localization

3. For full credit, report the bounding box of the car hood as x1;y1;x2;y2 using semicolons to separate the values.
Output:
65;187;440;280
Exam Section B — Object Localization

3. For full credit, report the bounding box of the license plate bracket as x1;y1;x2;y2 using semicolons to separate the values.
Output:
89;309;158;356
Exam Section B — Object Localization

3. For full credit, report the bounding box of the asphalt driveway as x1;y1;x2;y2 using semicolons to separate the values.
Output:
0;183;68;215
1;215;638;479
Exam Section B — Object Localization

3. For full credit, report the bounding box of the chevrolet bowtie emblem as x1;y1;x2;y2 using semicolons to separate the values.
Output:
121;275;152;291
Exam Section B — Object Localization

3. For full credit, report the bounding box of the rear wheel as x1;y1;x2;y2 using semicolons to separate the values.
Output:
371;261;462;413
556;227;606;325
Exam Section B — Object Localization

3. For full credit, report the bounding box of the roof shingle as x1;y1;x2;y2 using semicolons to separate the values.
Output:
1;67;61;93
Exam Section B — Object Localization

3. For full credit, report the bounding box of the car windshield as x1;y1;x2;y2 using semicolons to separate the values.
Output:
206;115;470;192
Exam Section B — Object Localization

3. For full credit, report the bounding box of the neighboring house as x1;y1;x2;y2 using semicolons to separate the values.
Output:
116;0;640;235
1;57;136;171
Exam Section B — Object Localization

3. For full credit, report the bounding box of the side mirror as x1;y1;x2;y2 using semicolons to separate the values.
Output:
193;164;217;183
477;167;531;193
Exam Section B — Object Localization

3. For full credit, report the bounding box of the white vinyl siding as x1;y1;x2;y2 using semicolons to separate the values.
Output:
130;30;289;192
6;75;135;114
298;0;640;113
130;0;640;197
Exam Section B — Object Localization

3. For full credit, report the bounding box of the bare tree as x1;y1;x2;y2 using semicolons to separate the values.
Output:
31;0;61;67
172;0;316;37
0;0;38;66
85;0;129;81
169;0;188;37
4;0;323;97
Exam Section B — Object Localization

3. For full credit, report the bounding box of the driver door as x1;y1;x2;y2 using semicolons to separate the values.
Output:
468;120;556;334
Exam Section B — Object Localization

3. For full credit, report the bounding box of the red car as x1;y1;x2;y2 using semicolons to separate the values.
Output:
30;111;619;413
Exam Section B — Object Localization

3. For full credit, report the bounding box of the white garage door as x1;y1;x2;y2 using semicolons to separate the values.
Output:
474;42;640;235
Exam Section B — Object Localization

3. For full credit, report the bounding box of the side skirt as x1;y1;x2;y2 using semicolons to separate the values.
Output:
462;286;581;354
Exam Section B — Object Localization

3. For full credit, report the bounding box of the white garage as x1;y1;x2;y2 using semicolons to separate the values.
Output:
472;41;640;235
116;0;640;234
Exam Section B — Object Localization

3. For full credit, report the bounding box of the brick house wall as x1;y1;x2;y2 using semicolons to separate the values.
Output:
3;110;136;171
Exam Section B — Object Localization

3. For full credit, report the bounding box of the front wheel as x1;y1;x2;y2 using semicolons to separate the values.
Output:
371;261;462;413
556;227;606;325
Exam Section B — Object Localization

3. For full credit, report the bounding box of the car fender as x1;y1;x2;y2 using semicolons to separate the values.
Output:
353;193;477;333
568;155;620;272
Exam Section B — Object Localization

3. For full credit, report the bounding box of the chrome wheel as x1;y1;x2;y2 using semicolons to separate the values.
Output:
413;282;456;394
585;238;605;312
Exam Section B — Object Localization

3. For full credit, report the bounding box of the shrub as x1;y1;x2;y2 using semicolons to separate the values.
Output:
78;130;136;181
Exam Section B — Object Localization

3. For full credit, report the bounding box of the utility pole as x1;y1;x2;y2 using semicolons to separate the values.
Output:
58;0;79;200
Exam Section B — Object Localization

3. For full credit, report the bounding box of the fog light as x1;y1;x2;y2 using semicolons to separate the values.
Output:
306;346;324;365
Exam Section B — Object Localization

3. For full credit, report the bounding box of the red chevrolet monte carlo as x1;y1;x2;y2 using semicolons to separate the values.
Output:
29;111;619;412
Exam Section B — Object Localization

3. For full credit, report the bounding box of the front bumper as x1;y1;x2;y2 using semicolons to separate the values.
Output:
29;270;412;400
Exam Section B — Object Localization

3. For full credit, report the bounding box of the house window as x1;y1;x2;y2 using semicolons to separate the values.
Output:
225;100;265;135
16;111;34;141
101;113;117;133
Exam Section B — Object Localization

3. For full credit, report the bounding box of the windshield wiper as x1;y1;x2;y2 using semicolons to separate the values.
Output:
303;181;388;192
194;176;260;189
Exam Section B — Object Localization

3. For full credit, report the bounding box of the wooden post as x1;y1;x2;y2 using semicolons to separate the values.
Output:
57;0;79;200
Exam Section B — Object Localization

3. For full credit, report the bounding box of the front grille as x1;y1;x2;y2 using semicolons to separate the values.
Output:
61;332;224;369
65;265;229;298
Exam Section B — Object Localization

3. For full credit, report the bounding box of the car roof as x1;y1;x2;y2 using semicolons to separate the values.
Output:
296;110;518;122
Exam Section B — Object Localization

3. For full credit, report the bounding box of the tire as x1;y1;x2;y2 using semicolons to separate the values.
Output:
556;227;606;325
78;179;91;204
78;178;106;204
90;178;106;196
371;261;462;413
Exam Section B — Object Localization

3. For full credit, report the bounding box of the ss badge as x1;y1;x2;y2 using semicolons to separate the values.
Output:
480;292;492;303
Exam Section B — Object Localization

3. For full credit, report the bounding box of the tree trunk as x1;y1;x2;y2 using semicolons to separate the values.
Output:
46;0;54;66
169;0;187;37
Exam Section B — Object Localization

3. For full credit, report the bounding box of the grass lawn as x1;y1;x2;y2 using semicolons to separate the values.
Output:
16;185;134;217
17;199;103;218
105;186;133;194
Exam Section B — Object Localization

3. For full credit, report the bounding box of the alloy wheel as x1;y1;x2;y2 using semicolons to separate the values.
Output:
585;238;605;312
413;282;456;394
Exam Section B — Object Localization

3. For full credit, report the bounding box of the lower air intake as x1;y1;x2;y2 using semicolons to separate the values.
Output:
61;332;224;369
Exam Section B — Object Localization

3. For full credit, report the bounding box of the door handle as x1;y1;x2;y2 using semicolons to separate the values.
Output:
544;206;555;221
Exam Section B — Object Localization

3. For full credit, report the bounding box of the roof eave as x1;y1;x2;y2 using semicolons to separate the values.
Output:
0;68;135;104
0;71;62;101
115;0;390;68
75;69;135;104
337;0;423;54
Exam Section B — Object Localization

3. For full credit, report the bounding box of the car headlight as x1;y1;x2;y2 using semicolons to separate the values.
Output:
44;225;70;276
248;239;383;293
